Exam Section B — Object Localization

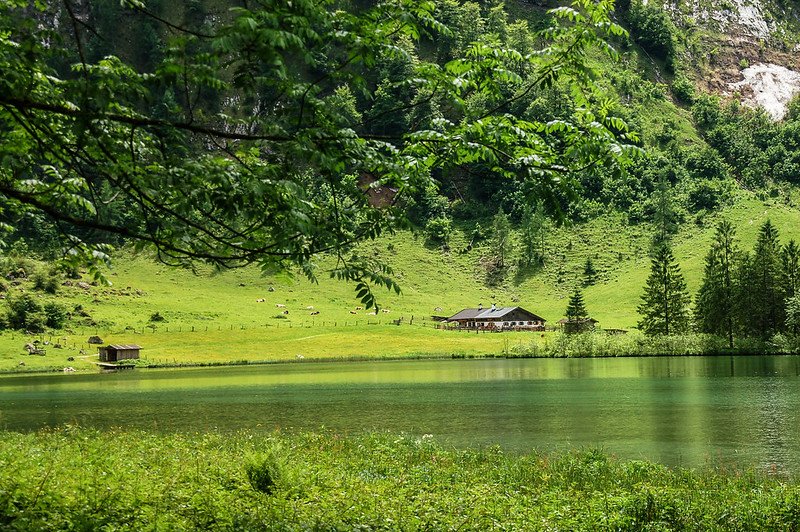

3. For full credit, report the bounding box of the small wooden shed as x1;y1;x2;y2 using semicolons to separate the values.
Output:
98;344;141;362
558;318;598;333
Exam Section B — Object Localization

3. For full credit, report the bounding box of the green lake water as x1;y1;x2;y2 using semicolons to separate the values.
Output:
2;356;800;472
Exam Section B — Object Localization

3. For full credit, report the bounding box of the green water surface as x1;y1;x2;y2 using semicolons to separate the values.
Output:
1;356;799;471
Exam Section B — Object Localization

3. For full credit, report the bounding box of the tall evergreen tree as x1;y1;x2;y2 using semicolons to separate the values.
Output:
782;240;800;300
583;257;598;286
695;219;739;348
746;220;784;339
491;208;512;269
638;243;691;335
651;175;678;251
565;287;590;332
566;287;589;321
519;202;548;267
783;240;800;336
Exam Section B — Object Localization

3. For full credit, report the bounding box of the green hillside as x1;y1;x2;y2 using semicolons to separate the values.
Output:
2;189;798;372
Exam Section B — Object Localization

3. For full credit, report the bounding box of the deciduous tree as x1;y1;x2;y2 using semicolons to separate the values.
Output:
0;0;636;306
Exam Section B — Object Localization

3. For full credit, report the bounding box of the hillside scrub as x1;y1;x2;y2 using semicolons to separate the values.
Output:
1;428;800;530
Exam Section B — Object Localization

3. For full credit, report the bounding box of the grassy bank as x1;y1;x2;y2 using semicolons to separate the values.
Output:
1;428;799;530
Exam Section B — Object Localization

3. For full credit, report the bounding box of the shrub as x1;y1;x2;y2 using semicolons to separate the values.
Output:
425;216;452;244
6;294;45;332
44;302;67;329
687;179;732;211
149;311;166;322
627;1;677;67
32;268;60;294
244;447;302;496
671;75;695;104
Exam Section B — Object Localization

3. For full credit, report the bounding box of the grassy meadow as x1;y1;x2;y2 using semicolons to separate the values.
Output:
2;427;800;530
1;190;799;372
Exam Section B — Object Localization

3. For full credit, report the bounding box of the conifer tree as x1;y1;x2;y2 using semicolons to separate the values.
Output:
491;209;512;269
786;296;800;339
651;175;678;250
638;243;691;335
746;220;784;339
695;219;739;348
783;240;800;336
565;287;590;332
782;240;800;301
520;202;548;267
583;257;598;286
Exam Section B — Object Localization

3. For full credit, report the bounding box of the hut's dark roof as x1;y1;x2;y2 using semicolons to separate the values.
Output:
448;306;545;322
103;344;142;350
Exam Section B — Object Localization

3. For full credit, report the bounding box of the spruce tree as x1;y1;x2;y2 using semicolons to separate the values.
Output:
491;209;512;269
566;287;589;320
638;243;691;336
747;220;784;339
520;202;548;267
782;240;800;301
583;257;597;286
565;287;590;332
651;175;678;250
695;219;739;348
783;240;800;336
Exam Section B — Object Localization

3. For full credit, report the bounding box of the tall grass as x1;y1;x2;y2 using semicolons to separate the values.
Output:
0;428;799;530
512;331;789;358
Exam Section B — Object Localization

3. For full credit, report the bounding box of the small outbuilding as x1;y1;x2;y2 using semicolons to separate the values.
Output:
447;304;546;331
98;344;141;362
558;318;598;333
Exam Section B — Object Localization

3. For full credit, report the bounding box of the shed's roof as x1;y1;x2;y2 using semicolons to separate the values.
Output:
448;306;545;322
103;344;142;350
557;318;598;324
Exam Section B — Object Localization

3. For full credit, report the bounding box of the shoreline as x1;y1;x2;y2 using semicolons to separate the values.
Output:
2;347;799;376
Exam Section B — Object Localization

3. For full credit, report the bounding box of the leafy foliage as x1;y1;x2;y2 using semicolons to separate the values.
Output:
0;0;637;306
624;1;677;68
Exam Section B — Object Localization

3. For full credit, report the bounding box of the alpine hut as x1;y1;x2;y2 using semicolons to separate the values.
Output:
447;304;546;331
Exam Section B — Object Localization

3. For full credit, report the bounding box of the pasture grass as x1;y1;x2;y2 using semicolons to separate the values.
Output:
1;191;800;372
1;427;799;530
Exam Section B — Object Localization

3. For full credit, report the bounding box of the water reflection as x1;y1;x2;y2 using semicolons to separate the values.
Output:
2;356;800;472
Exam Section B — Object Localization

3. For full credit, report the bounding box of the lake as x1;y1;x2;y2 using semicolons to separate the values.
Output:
2;356;800;472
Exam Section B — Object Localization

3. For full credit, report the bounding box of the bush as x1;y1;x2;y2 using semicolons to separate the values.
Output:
6;294;45;332
425;216;452;244
687;179;731;211
244;447;303;497
671;75;695;104
511;331;734;358
32;268;60;294
149;311;166;322
44;302;67;329
626;1;677;68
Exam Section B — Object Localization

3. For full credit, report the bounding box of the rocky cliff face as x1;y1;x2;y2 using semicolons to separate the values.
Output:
661;0;800;118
